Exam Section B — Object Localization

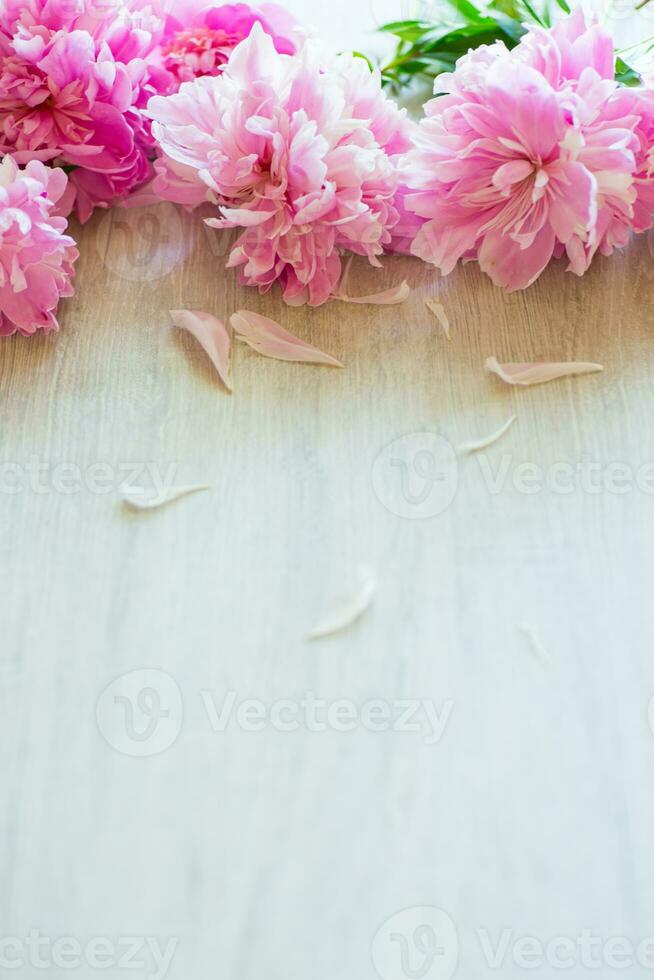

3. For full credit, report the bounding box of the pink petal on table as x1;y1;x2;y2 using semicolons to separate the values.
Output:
230;310;343;367
307;565;377;640
485;357;603;387
334;280;411;306
170;309;232;391
425;298;451;340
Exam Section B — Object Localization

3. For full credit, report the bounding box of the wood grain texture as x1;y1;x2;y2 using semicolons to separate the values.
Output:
2;5;654;980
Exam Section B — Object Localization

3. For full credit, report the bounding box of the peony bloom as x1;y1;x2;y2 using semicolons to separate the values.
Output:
147;23;413;306
0;0;170;221
159;1;299;87
402;47;597;290
517;10;654;271
0;155;78;337
401;12;654;290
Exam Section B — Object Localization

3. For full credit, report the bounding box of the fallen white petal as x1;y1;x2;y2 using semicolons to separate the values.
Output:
170;309;232;391
307;565;376;640
425;298;451;340
520;624;550;664
230;310;343;367
334;280;411;306
121;484;209;511
485;357;603;386
457;415;516;454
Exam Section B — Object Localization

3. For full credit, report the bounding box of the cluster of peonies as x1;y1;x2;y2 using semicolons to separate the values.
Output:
0;0;167;222
0;0;300;332
1;0;654;336
400;10;654;290
0;0;297;222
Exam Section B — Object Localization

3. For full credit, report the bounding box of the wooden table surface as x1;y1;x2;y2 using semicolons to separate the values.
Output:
2;3;654;979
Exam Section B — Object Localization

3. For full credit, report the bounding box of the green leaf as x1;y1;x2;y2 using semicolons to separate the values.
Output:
351;51;374;71
519;0;547;26
486;9;527;42
439;0;486;22
615;56;642;86
379;20;435;42
419;21;521;54
376;0;640;92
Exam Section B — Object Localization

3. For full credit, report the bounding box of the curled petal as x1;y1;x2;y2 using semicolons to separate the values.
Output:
307;565;377;640
230;310;343;367
334;281;411;306
170;309;232;391
485;357;603;386
121;484;209;511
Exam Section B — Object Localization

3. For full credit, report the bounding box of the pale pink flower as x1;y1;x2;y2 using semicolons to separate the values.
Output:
517;11;654;271
516;8;615;85
147;24;413;306
0;155;78;337
0;0;170;221
631;88;654;235
159;1;299;87
402;48;597;290
401;14;654;289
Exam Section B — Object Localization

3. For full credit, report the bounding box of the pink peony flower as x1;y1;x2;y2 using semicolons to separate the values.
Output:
402;48;597;290
401;13;654;290
0;0;170;222
147;23;413;306
0;155;78;337
517;10;654;271
159;1;299;87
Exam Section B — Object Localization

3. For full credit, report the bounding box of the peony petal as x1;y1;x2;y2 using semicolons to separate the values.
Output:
485;357;603;386
121;484;209;511
478;225;556;292
307;565;376;640
170;309;232;391
520;624;550;665
334;281;411;306
230;310;343;367
457;416;516;454
425;298;451;340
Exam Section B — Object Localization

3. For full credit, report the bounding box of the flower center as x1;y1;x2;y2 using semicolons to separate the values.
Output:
163;26;240;82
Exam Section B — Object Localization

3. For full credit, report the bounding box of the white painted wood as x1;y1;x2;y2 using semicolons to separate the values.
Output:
2;4;654;979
